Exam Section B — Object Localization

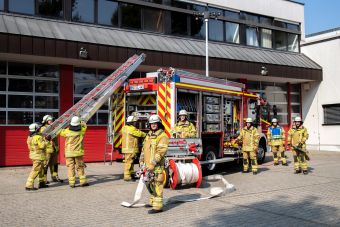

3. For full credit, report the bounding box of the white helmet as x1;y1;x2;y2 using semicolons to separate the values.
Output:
294;116;302;122
126;115;138;123
272;118;278;123
246;118;253;123
29;123;39;132
70;116;81;126
42;115;53;124
149;115;161;124
178;109;188;116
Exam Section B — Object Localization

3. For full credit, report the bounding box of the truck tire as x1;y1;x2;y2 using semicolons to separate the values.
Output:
257;141;266;164
204;146;217;172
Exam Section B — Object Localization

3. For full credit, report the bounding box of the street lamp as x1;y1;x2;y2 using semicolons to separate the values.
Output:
193;6;221;77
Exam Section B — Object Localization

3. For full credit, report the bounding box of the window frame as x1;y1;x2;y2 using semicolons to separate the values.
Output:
322;104;340;126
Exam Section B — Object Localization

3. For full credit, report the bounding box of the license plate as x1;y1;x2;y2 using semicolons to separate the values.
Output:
130;84;144;90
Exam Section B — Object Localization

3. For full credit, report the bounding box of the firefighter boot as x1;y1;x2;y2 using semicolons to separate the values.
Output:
281;151;288;166
300;155;308;175
273;152;279;165
243;159;249;173
52;165;64;183
293;156;301;174
251;159;258;175
38;182;49;188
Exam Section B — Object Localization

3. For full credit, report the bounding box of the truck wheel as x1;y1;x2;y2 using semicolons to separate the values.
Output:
204;147;217;172
257;143;266;164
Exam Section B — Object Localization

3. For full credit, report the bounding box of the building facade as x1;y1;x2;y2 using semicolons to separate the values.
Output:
301;28;340;152
0;0;322;166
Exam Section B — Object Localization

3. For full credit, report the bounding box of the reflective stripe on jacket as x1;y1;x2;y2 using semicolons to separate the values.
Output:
140;129;169;173
60;124;87;158
288;126;309;150
122;125;146;154
27;134;47;161
171;121;197;138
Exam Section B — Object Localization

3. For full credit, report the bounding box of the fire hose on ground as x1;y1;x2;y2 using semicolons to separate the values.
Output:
121;158;236;208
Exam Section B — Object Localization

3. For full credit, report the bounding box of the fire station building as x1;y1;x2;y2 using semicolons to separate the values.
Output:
0;0;322;166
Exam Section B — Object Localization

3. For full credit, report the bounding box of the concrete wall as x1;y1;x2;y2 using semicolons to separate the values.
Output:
301;36;340;151
197;0;305;38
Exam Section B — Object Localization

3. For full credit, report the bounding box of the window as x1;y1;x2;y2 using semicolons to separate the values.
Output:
225;10;239;19
323;104;340;125
0;61;5;74
37;0;63;18
241;12;259;23
274;20;286;28
274;31;287;51
261;28;272;48
287;23;299;31
0;0;4;11
288;33;299;52
172;12;188;36
246;27;259;47
72;0;95;23
9;0;35;15
290;84;301;123
98;0;118;26
225;22;239;44
260;16;272;26
0;62;60;125
143;7;163;33
121;3;141;29
74;67;110;125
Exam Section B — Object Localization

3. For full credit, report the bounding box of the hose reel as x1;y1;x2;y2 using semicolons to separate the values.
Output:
168;158;202;189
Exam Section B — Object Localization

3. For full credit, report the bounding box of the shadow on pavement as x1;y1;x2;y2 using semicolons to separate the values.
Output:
193;195;340;226
86;173;123;186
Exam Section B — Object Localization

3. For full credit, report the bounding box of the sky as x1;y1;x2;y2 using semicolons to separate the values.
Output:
299;0;340;35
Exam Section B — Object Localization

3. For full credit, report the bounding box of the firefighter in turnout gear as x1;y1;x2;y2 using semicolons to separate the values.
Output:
140;115;169;213
171;109;197;138
59;116;89;187
236;118;260;175
25;123;48;190
40;115;63;184
122;115;147;181
267;118;287;166
288;117;309;174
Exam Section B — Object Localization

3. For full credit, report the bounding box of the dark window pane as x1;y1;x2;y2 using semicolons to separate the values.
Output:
98;69;113;79
260;16;272;26
240;12;259;23
291;95;300;103
291;104;301;113
8;111;33;124
191;15;205;39
172;12;188;35
98;0;118;26
8;95;33;108
288;33;299;52
0;78;6;91
275;114;288;124
274;31;287;51
35;65;59;78
291;84;300;93
35;112;58;122
0;95;5;107
287;23;299;31
121;3;141;29
246;27;259;46
209;19;223;41
8;62;33;76
0;111;5;124
35;80;59;93
74;68;97;95
72;0;94;23
37;0;63;18
0;61;5;74
9;0;34;15
8;79;33;92
261;28;272;48
172;1;188;9
143;7;163;33
87;113;97;125
226;22;239;43
274;20;286;28
35;96;59;109
0;0;3;11
142;0;162;3
225;10;239;19
98;112;108;125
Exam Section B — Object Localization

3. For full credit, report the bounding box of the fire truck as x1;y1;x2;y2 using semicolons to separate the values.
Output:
106;67;268;187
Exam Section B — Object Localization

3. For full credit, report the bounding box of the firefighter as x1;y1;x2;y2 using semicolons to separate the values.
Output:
288;117;309;174
122;115;147;181
59;116;89;188
140;115;169;213
171;109;197;138
267;118;287;166
236;118;260;175
25;123;48;190
40;115;63;183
